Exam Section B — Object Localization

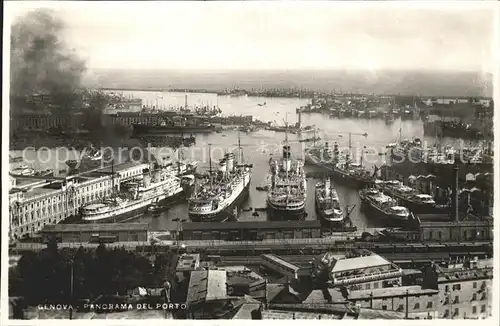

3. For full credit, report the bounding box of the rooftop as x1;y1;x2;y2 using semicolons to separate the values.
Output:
176;254;200;271
348;285;438;300
331;254;393;273
41;223;149;233
262;254;301;272
303;288;346;304
186;270;227;305
183;220;321;231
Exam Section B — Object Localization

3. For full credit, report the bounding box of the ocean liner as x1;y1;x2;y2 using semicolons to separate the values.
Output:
315;178;345;228
188;132;252;222
267;135;307;220
359;188;410;225
81;164;184;223
305;141;374;189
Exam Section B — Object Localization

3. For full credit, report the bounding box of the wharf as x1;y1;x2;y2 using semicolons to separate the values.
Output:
11;239;492;256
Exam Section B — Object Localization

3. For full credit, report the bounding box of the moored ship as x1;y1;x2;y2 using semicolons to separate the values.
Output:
81;165;184;223
133;120;216;134
374;180;443;214
315;178;345;229
305;141;375;189
188;134;253;222
359;188;410;226
267;144;307;220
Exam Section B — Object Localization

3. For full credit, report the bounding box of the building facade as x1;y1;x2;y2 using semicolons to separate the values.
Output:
347;286;440;319
181;221;322;241
40;223;149;243
9;162;149;240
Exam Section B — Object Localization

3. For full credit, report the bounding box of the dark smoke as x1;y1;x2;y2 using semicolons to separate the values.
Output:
10;9;86;99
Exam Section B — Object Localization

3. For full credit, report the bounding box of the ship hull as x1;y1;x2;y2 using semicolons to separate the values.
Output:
133;124;215;135
359;197;408;227
81;188;185;224
423;123;484;140
188;178;250;222
266;201;306;221
315;201;346;230
304;151;372;189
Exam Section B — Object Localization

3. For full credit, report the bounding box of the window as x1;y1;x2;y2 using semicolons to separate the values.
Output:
454;296;459;304
453;284;461;291
472;306;477;314
481;305;486;313
445;285;449;292
472;293;477;301
480;293;486;301
373;282;379;289
427;301;433;308
454;308;459;316
382;305;387;310
473;282;477;289
397;304;404;312
365;283;371;290
414;302;420;309
444;309;449;318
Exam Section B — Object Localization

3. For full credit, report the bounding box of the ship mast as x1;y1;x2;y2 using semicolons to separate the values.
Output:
208;143;213;189
238;127;242;163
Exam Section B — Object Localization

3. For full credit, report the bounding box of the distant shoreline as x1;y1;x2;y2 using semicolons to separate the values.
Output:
98;87;492;100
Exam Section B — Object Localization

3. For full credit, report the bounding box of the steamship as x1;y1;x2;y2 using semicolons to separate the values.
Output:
267;144;307;220
374;179;444;214
315;178;345;228
188;135;253;222
359;188;410;225
81;165;184;223
305;142;374;189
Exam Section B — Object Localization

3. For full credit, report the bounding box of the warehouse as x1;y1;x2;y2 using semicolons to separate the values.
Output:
40;223;149;243
181;221;322;241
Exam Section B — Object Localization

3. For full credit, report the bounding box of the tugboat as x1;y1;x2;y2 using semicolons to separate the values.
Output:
267;126;307;220
188;131;252;222
359;188;410;226
374;180;441;214
315;177;345;229
81;162;185;223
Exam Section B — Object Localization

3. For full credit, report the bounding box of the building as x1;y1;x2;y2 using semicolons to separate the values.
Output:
40;223;149;243
10;112;87;133
186;270;228;319
421;259;493;319
176;254;201;272
9;161;150;239
260;254;312;282
347;285;439;319
317;252;403;291
181;221;322;241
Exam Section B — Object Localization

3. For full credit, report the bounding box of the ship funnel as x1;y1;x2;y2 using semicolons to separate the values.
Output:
283;145;292;172
143;174;152;188
219;159;227;173
225;153;234;171
153;170;161;183
325;178;331;196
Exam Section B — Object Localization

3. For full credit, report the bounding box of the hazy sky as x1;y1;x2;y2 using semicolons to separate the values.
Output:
6;1;497;72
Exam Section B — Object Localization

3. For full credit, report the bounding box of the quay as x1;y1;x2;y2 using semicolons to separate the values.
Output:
11;238;492;255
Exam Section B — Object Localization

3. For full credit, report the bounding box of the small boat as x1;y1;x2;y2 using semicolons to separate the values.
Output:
256;185;269;191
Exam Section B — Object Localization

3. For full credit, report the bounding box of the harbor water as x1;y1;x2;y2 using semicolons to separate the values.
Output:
12;91;479;232
117;91;471;232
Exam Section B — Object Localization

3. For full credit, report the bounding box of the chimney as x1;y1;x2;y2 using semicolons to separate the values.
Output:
452;159;459;222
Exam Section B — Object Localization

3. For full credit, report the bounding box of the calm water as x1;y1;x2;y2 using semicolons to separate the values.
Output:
12;91;474;232
120;91;470;231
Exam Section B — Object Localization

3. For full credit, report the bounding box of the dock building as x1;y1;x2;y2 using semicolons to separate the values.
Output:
9;161;149;239
39;223;149;243
181;221;322;241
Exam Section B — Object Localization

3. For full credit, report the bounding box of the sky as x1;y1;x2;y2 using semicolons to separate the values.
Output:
5;1;497;72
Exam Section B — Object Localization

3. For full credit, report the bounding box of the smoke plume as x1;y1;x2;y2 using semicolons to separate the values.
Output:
10;9;86;97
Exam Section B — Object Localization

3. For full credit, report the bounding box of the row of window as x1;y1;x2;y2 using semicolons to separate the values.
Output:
445;281;487;292
443;305;487;317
